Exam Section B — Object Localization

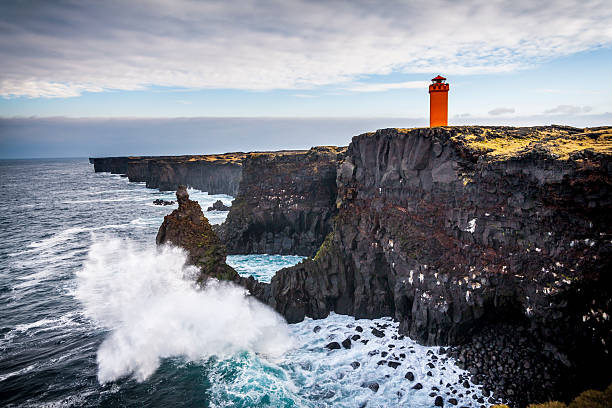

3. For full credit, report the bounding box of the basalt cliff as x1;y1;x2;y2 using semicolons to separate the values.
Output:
154;125;611;407
215;146;346;256
90;153;246;196
234;125;612;406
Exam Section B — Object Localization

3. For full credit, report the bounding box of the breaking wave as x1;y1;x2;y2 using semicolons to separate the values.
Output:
75;238;294;384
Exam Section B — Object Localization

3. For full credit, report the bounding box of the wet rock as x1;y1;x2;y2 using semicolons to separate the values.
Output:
153;199;175;206
156;185;238;282
448;398;458;405
388;361;401;369
412;383;423;390
313;325;321;333
371;328;385;338
434;396;444;406
355;326;363;332
351;361;360;369
405;371;415;381
325;342;341;350
206;199;230;211
361;381;379;393
341;338;352;349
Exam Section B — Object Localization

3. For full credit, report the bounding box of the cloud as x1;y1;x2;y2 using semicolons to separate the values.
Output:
344;81;429;92
1;0;611;98
544;105;593;114
488;107;516;116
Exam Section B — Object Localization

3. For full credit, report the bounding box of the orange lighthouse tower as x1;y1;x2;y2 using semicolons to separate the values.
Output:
429;75;449;127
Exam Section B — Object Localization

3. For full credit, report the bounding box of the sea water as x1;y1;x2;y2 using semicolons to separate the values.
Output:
0;159;493;407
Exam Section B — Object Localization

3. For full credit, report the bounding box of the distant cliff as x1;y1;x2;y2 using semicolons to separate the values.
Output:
239;125;611;406
215;146;346;256
90;153;246;196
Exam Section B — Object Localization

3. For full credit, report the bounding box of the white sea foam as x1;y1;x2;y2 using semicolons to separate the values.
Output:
75;238;294;384
227;254;305;283
25;223;141;252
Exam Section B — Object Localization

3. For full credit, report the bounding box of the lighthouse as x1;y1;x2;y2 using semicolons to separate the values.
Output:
429;75;449;127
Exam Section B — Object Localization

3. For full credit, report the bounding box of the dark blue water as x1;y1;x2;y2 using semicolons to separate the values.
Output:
0;159;492;407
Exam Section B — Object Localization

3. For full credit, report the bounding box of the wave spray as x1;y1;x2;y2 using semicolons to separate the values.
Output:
76;238;293;383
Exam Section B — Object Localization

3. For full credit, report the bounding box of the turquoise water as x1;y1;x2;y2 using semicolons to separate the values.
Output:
0;159;492;407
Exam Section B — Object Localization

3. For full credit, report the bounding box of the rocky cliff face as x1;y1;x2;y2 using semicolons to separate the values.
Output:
91;156;131;174
156;185;238;282
240;126;611;405
216;146;346;256
90;153;246;196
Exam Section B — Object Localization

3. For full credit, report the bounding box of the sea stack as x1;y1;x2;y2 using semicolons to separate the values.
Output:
156;185;238;283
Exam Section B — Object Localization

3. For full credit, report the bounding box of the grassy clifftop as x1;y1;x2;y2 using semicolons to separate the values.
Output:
447;125;612;161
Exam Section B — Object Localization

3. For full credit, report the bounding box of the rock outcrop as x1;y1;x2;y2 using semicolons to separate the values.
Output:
156;185;238;282
239;126;611;406
207;200;230;211
216;146;346;256
90;153;246;196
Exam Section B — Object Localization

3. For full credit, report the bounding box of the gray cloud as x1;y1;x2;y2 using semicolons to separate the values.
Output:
488;107;516;116
1;0;611;98
544;105;593;115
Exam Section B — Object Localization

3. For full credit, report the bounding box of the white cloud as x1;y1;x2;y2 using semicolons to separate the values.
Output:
488;107;516;116
1;0;611;98
344;81;429;92
544;105;593;115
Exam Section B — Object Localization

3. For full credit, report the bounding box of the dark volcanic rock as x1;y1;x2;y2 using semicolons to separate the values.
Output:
153;199;175;206
207;200;231;211
216;146;346;256
388;361;401;369
371;328;385;338
361;381;379;392
234;126;611;406
91;153;246;196
156;185;238;282
325;342;341;350
341;338;352;349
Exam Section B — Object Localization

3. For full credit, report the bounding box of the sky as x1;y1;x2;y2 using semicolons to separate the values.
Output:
0;0;611;158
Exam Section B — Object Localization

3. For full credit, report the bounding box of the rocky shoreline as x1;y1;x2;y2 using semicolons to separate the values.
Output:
140;125;612;407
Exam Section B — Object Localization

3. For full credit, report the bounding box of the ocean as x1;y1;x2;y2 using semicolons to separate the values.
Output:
0;158;492;407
